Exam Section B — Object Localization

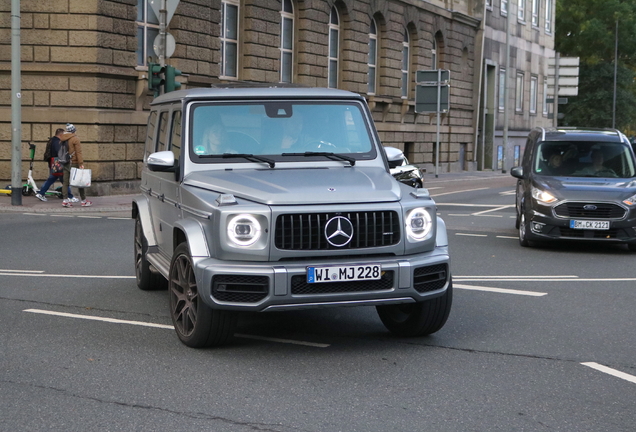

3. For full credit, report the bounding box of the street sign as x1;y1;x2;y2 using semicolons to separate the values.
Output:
415;85;449;113
548;56;579;97
416;70;450;83
149;0;180;25
153;32;175;58
546;97;568;104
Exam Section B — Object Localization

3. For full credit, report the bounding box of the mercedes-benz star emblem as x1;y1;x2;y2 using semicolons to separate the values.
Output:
324;216;354;247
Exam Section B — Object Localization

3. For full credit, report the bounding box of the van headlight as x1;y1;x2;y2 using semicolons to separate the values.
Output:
531;186;557;204
623;193;636;206
405;207;433;241
227;214;262;246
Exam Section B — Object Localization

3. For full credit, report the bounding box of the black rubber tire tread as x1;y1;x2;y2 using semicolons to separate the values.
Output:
169;243;238;348
376;279;453;337
134;216;166;291
518;212;530;247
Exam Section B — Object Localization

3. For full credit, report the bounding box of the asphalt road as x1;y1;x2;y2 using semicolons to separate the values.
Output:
1;174;635;431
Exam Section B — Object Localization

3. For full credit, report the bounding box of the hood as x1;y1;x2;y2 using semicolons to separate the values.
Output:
536;176;636;202
60;132;76;141
183;166;402;205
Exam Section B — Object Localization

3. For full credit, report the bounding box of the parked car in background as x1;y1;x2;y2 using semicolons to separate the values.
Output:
133;85;452;348
511;127;636;250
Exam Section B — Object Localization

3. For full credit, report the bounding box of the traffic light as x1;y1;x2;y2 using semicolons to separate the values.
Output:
148;62;165;97
165;65;182;93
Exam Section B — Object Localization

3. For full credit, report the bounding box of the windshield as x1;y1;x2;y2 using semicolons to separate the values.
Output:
534;141;636;178
190;101;375;162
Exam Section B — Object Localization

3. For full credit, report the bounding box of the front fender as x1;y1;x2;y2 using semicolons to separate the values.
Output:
174;218;210;258
132;195;157;247
435;216;448;247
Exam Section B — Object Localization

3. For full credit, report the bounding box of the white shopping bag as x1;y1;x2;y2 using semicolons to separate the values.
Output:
70;167;92;188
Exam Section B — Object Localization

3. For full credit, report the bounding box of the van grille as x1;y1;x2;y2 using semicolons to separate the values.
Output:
275;211;400;251
554;202;626;219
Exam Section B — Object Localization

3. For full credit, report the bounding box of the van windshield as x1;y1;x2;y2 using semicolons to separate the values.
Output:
534;141;636;178
189;101;375;162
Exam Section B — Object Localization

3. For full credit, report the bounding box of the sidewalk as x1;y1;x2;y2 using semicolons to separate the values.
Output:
0;192;135;214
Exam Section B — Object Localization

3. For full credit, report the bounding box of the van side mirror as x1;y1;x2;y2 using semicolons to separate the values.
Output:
510;166;524;179
148;151;176;172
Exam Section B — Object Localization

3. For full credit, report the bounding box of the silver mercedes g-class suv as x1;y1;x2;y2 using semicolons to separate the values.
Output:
133;85;452;348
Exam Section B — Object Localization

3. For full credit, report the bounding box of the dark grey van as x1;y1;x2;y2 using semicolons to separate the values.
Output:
511;127;636;250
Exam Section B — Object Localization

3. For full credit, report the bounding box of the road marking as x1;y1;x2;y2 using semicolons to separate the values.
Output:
455;233;487;237
24;309;330;348
108;217;130;220
1;272;135;279
50;214;74;217
455;277;636;282
581;362;636;385
496;235;517;239
0;269;45;273
436;203;510;207
472;204;515;216
448;213;472;216
430;187;489;197
77;215;102;219
454;284;547;296
22;213;47;216
456;275;579;279
499;190;516;195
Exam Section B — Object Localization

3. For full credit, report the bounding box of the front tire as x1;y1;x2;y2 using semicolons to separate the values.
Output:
377;279;453;337
169;243;238;348
134;215;166;291
519;212;531;247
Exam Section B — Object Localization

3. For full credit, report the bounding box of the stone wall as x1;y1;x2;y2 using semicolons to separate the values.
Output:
0;0;480;192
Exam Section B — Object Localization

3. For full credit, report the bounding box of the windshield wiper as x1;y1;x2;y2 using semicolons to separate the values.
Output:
199;153;275;168
281;152;355;166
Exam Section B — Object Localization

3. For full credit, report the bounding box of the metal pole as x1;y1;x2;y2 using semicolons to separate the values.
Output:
612;19;618;129
435;68;441;178
502;5;510;173
11;0;22;206
159;0;167;67
554;52;559;128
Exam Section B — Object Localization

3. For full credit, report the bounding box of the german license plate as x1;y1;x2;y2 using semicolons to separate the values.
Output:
570;220;610;230
307;264;381;284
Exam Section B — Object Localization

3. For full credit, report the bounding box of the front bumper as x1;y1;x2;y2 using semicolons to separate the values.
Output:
192;246;450;311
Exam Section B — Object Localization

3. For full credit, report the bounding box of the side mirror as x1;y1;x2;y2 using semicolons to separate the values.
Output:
384;146;406;168
148;151;176;172
510;166;524;179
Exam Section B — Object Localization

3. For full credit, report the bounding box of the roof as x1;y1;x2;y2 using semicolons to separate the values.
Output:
151;84;363;105
539;127;626;143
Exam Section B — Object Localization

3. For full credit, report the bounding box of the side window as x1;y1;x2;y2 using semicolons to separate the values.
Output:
170;110;182;161
522;136;534;167
145;111;158;160
157;111;169;152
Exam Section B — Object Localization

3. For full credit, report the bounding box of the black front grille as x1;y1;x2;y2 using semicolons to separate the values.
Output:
291;271;394;294
275;211;400;251
554;202;626;219
212;275;269;303
413;264;448;293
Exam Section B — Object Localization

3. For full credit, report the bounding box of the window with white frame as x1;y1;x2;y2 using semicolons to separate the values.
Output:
432;38;437;69
498;68;506;110
518;0;525;21
367;19;377;95
280;0;294;83
531;0;539;26
136;0;159;66
501;0;508;15
221;0;239;78
530;75;538;114
545;0;552;32
543;79;549;115
401;29;410;98
516;72;524;112
328;7;339;89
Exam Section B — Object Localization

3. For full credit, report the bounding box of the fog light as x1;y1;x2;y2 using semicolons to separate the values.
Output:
532;222;545;233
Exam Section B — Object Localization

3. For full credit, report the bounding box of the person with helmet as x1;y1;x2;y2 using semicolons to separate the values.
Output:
60;123;92;207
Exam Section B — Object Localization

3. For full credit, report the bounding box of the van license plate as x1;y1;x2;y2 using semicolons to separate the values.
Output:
307;265;381;284
570;220;610;230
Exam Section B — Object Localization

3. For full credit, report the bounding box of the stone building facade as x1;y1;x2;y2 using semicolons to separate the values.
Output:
478;0;555;171
0;0;483;194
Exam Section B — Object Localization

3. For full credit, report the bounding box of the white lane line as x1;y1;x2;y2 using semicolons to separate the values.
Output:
436;203;508;207
455;277;636;282
0;269;45;273
496;235;517;239
456;233;488;237
472;204;515;216
22;213;47;216
447;214;471;217
581;362;636;385
456;275;578;279
476;214;503;218
499;190;516;195
454;284;547;296
24;309;330;348
430;187;489;197
77;216;102;219
50;214;74;218
108;217;130;220
1;272;134;279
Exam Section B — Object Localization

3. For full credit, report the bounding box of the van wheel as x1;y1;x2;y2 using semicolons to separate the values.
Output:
519;213;531;247
169;243;238;348
376;279;453;337
134;216;166;291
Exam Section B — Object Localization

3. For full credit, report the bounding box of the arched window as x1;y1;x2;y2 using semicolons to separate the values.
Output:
328;7;339;88
431;38;437;69
367;19;377;95
401;29;410;98
280;0;294;83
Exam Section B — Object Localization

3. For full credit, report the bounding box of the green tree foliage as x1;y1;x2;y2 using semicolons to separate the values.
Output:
556;0;636;131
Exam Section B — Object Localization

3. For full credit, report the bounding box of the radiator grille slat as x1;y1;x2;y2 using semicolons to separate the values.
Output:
275;211;401;251
554;202;626;219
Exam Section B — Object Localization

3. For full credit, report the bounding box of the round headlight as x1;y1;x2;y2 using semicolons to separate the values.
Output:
227;214;261;246
405;208;432;241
